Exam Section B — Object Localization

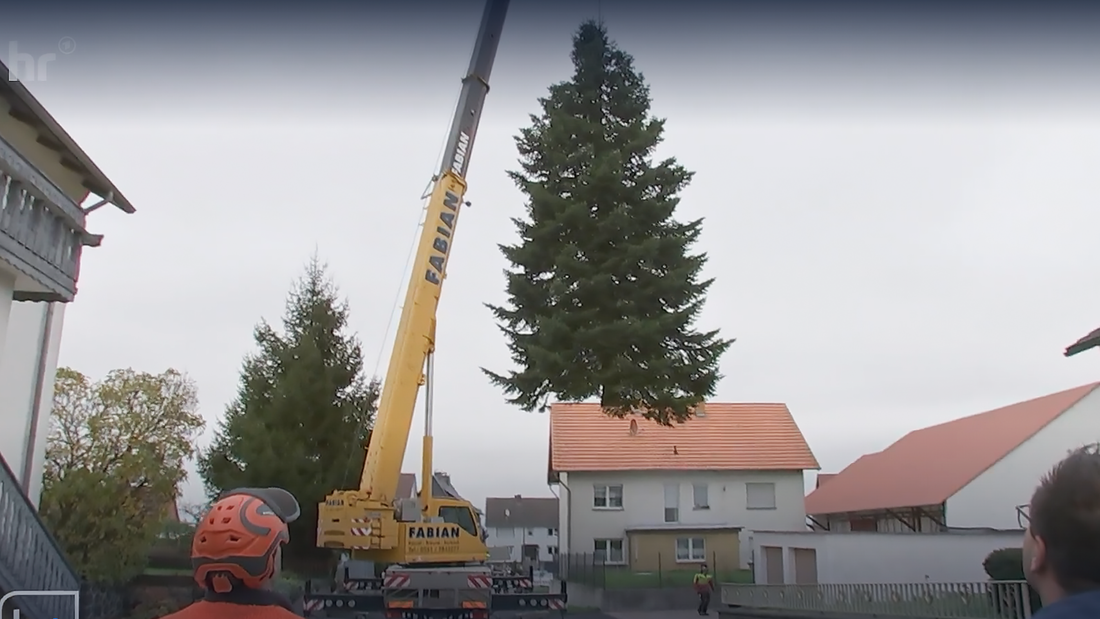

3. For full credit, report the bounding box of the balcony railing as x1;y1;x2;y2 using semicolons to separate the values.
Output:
0;452;79;619
0;132;90;303
721;581;1035;619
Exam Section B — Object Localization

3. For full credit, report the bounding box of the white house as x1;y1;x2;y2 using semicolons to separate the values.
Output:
805;382;1100;532
0;61;134;617
548;402;820;574
748;529;1024;585
484;495;559;563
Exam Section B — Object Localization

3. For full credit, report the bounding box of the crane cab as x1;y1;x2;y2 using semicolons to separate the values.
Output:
319;490;488;565
396;496;488;565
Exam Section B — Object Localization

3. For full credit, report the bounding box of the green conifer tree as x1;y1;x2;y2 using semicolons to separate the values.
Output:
484;22;733;426
199;255;379;564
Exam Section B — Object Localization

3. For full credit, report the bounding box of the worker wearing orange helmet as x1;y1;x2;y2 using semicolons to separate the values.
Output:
163;487;303;619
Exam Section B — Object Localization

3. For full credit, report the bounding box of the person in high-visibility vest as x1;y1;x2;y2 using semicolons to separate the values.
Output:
693;563;715;615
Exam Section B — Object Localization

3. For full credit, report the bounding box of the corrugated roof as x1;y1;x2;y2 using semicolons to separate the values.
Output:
804;382;1100;515
484;496;558;529
549;402;819;474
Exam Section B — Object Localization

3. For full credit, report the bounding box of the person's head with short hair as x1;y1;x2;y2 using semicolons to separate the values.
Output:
1022;444;1100;605
699;564;708;573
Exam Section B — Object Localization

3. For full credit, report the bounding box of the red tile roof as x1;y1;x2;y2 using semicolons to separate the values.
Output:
804;383;1100;515
549;402;819;473
815;473;837;489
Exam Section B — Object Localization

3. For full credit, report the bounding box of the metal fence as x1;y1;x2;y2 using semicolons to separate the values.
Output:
561;551;751;589
0;451;81;619
721;581;1036;619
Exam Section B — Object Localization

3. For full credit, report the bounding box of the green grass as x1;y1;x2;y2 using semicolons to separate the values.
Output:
570;568;752;589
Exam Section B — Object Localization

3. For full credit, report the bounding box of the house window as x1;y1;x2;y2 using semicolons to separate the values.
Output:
548;545;558;555
547;528;557;536
676;537;706;562
664;483;680;523
593;484;624;509
693;483;709;509
746;482;777;510
594;538;625;564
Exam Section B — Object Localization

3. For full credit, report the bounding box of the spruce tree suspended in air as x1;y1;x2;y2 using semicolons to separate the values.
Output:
483;21;733;426
198;255;379;565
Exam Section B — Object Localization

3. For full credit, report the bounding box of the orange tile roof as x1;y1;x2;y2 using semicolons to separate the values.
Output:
804;382;1100;515
549;402;819;473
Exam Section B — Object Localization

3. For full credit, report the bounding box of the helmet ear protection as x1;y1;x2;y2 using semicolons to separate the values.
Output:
223;487;301;523
191;487;301;592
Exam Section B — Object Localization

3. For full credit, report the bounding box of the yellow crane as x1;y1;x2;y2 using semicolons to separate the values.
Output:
305;0;566;616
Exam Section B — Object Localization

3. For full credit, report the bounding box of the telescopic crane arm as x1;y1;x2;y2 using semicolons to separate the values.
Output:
357;0;509;505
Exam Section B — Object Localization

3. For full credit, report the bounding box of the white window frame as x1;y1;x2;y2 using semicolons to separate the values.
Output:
547;528;557;536
675;537;706;563
693;483;709;510
664;483;680;523
594;538;625;564
746;482;777;510
593;484;624;510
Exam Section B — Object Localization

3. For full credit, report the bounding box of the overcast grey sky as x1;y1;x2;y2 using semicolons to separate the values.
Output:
8;0;1100;509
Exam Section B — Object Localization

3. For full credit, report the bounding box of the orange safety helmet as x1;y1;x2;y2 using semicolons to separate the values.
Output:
192;487;301;593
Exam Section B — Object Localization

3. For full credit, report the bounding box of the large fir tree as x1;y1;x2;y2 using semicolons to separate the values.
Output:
484;22;733;426
198;255;379;564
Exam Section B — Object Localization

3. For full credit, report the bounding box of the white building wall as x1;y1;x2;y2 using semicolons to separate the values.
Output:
751;530;1023;584
0;297;65;507
947;388;1100;529
0;268;14;364
485;526;559;562
560;469;807;568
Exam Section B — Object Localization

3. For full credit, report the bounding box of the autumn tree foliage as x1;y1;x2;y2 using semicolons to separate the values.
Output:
41;367;205;584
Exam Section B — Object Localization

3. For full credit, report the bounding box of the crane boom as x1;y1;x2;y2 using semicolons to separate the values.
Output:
310;3;566;611
359;0;508;506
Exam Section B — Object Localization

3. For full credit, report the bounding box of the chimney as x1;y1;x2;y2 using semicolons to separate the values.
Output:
514;494;522;499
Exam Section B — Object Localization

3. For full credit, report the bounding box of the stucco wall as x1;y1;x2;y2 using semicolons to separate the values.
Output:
559;469;807;569
948;387;1100;529
749;529;1023;584
0;301;65;506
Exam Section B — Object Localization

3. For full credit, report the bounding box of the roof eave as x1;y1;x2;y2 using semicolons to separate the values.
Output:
0;65;136;214
1065;327;1100;357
